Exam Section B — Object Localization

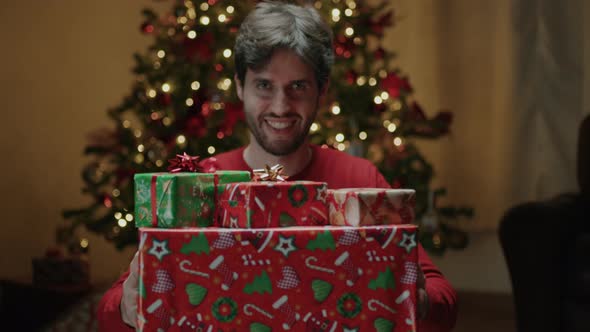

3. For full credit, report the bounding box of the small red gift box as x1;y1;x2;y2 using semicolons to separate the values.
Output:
216;181;329;228
328;188;416;226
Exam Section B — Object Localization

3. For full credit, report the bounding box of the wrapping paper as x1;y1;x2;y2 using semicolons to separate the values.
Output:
328;189;416;227
137;225;418;332
134;171;251;228
217;181;329;228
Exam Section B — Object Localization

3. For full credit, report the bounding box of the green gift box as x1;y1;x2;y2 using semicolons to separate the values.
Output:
134;171;251;228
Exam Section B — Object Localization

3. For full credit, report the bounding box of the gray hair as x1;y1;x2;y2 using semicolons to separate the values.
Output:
234;1;334;91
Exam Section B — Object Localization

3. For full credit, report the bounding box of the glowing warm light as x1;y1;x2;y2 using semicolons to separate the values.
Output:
137;144;145;152
368;77;377;86
80;239;89;248
186;98;194;106
310;123;319;132
347;0;357;9
135;154;144;163
147;89;157;98
118;219;128;227
178;16;188;24
208;146;216;154
388;123;397;133
123;120;131;128
226;6;234;13
332;9;341;17
359;131;367;140
356;76;366;86
345;8;353;16
114;212;122;219
187;8;196;19
374;96;383;104
155;160;164;167
191;81;201;90
393;137;403;146
335;133;345;142
337;143;346;151
218;78;232;90
176;135;186;144
218;14;226;22
345;27;354;36
381;91;390;100
157;50;166;58
379;69;388;78
223;49;232;58
188;30;197;39
162;83;171;92
125;213;134;222
200;3;209;10
112;189;120;197
162;117;172;126
134;129;142;138
331;105;341;115
200;16;210;25
332;15;341;22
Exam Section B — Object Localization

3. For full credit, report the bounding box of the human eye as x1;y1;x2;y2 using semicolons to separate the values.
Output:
255;80;271;90
291;81;308;91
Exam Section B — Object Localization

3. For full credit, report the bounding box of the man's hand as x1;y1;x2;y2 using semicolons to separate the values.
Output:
417;266;429;320
120;252;139;328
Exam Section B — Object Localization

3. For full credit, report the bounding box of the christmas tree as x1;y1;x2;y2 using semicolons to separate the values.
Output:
63;0;472;254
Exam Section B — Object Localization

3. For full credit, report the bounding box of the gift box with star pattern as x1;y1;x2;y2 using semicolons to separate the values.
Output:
216;181;329;228
134;171;251;228
137;225;418;332
327;189;416;227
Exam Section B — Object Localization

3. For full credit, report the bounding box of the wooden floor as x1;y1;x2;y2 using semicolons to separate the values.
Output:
453;291;516;332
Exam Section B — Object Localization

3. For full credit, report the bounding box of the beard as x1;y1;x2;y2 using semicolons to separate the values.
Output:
245;108;317;156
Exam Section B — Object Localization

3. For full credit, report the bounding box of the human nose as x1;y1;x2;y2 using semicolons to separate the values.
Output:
270;89;291;116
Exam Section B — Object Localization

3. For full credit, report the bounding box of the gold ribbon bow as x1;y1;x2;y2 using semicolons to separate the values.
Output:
253;164;289;182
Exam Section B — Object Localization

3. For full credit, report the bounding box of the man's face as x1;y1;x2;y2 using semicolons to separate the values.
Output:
235;49;325;156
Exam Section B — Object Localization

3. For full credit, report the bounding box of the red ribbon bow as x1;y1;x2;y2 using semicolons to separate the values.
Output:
167;153;202;173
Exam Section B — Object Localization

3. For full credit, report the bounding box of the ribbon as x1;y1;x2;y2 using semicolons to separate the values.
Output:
167;152;202;173
253;164;289;182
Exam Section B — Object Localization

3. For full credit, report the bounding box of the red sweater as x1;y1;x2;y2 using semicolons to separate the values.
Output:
97;144;457;331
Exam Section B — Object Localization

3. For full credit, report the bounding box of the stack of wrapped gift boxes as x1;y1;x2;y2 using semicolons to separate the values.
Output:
134;156;419;332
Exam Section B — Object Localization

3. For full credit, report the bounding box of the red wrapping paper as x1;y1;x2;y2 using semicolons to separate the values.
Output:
137;225;418;332
327;189;416;227
217;181;329;228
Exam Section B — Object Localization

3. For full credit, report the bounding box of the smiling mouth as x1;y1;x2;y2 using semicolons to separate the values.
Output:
264;119;296;130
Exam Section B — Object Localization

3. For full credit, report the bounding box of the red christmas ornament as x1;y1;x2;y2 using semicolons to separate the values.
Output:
168;153;202;173
380;72;412;98
141;22;155;34
183;32;214;62
374;47;386;60
370;11;394;36
345;70;357;85
157;92;172;106
407;102;427;121
184;115;207;138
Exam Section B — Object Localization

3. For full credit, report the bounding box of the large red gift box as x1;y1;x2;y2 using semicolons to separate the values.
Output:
137;225;419;332
217;181;329;228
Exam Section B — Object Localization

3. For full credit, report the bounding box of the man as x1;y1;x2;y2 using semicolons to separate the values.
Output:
97;2;457;331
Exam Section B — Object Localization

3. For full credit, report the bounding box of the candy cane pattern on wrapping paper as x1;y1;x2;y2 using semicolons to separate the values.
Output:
243;303;274;319
367;299;397;314
179;260;210;278
305;256;335;274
